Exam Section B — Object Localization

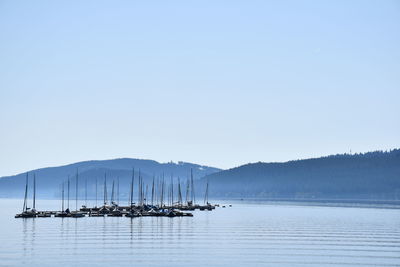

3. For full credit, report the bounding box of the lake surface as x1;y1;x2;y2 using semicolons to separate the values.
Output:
1;199;399;266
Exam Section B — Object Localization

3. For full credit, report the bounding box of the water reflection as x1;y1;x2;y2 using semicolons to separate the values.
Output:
22;218;28;259
31;218;36;257
4;200;400;267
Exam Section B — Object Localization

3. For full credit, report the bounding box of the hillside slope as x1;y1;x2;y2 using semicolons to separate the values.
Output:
0;158;221;198
202;150;400;200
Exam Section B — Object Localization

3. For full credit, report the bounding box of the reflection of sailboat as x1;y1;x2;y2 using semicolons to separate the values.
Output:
15;173;37;218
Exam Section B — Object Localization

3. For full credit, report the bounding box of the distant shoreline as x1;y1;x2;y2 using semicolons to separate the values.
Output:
213;197;400;209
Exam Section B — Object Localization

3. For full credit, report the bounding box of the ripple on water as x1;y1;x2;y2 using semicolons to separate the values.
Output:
1;200;399;267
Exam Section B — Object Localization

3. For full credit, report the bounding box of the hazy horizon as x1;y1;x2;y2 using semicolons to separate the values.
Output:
1;0;399;177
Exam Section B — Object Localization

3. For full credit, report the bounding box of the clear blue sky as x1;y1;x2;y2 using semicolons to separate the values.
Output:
0;0;399;176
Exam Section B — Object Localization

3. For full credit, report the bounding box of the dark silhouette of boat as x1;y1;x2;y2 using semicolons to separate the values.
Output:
15;173;37;218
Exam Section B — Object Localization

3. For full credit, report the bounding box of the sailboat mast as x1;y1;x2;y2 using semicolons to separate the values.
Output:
156;176;159;206
95;177;98;207
140;170;143;205
185;178;189;205
75;170;78;212
117;177;119;205
191;169;195;204
33;173;36;210
142;178;145;205
178;177;182;206
130;168;134;209
128;182;131;207
67;176;70;210
23;173;28;212
62;182;65;212
155;176;159;206
111;180;115;204
161;174;165;207
168;184;170;206
85;178;87;207
204;179;209;205
151;176;155;206
104;173;107;206
171;174;174;206
145;185;148;205
138;170;141;205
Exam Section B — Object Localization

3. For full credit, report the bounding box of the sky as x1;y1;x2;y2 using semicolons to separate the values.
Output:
0;0;399;177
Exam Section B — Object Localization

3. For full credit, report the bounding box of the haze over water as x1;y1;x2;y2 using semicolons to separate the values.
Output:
1;199;399;267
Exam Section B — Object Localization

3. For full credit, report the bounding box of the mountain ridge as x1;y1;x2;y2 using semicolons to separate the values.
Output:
1;149;399;200
200;149;400;200
0;158;222;198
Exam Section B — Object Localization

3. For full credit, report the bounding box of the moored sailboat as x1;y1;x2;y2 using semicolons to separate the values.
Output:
15;173;37;218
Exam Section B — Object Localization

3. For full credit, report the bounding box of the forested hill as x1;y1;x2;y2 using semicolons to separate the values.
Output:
0;158;221;198
202;150;400;200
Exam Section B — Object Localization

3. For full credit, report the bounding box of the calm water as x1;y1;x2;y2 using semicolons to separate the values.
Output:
1;199;399;267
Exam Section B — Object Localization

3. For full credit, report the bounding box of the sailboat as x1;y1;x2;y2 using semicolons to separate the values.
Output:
151;176;155;207
90;177;101;212
55;181;69;217
98;173;110;215
89;177;104;216
199;179;213;211
66;176;70;213
126;168;141;218
177;177;183;208
33;174;51;217
15;173;37;218
109;179;123;216
71;170;85;218
80;178;91;212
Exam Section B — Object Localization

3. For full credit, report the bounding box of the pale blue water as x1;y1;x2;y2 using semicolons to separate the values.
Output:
1;199;399;267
